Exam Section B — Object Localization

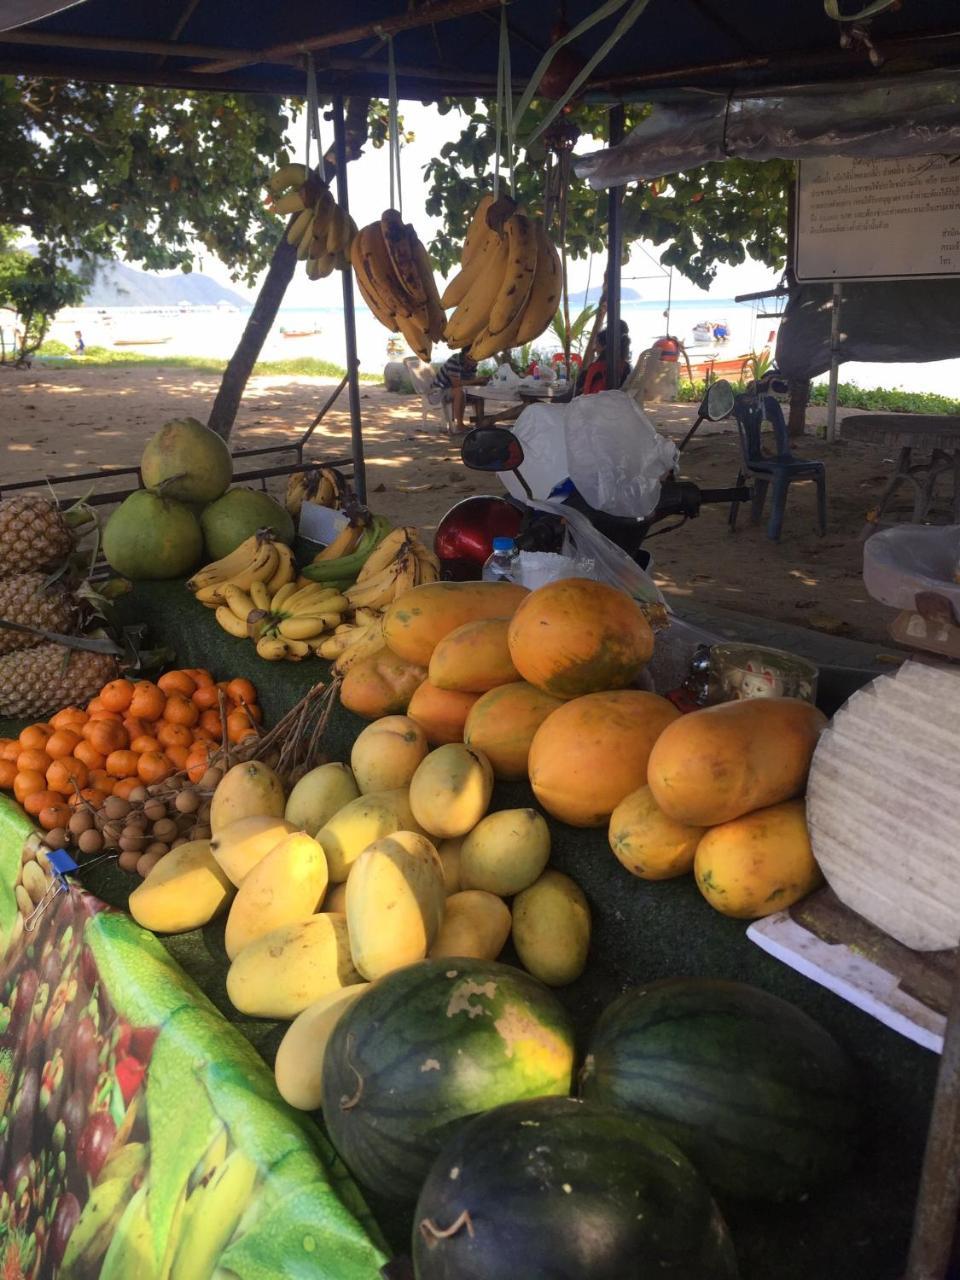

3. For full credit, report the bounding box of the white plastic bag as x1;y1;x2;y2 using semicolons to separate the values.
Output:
565;390;678;518
494;362;521;386
500;403;571;502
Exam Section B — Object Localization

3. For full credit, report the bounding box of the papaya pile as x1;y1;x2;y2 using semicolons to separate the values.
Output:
340;574;828;922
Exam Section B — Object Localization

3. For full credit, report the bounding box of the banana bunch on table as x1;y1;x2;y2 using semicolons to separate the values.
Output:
317;528;441;673
285;465;348;518
266;163;357;280
442;192;562;361
299;514;395;591
351;209;446;360
215;579;351;662
186;533;296;607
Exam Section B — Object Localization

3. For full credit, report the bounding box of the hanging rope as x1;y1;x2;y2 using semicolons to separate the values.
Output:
824;0;898;18
386;35;402;214
492;1;514;199
515;0;650;150
304;53;326;181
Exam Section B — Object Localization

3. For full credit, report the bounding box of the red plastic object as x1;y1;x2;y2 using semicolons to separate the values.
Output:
434;497;523;580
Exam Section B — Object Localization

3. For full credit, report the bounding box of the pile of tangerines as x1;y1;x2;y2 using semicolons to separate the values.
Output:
0;668;262;833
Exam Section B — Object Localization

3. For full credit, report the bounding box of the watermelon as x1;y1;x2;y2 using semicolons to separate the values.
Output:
412;1096;739;1280
320;958;575;1201
580;977;860;1202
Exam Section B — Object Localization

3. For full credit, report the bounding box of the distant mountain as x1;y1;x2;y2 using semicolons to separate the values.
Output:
78;260;249;309
577;284;641;305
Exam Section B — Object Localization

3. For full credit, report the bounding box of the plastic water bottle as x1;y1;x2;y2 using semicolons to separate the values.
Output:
482;537;520;583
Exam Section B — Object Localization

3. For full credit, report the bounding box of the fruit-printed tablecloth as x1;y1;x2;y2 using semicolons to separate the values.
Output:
0;795;387;1279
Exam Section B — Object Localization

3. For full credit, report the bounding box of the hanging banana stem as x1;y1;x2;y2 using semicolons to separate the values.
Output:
386;35;402;215
558;149;572;378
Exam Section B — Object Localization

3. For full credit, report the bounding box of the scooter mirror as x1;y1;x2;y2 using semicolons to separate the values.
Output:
461;427;525;473
701;379;735;422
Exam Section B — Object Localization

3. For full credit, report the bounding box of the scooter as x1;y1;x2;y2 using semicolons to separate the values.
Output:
435;380;751;577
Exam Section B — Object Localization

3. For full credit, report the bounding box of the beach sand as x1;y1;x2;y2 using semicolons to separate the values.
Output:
0;364;927;646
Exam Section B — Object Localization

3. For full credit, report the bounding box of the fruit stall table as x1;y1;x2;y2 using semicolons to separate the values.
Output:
0;578;932;1280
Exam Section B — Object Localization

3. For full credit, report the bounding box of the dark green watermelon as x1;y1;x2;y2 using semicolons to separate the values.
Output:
580;977;860;1202
412;1096;739;1279
320;958;575;1202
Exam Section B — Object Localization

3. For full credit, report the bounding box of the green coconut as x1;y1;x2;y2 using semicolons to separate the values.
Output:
141;417;233;505
103;490;204;580
200;488;295;560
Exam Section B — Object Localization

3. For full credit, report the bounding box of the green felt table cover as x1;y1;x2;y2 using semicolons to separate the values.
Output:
2;580;941;1278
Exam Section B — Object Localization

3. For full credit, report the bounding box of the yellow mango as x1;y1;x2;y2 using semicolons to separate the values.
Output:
274;985;370;1111
346;831;446;980
324;881;348;913
224;832;329;960
437;837;463;896
608;785;705;880
460;808;550;897
210;815;297;887
129;840;233;934
317;787;421;882
694;800;822;919
382;579;528;666
408;744;494;839
350;715;429;794
226;913;361;1018
429;890;511;961
284;762;360;836
428;618;519;693
209;760;286;836
512;870;591;987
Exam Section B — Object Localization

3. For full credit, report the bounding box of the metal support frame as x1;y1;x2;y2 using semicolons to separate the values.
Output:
333;92;367;503
605;103;625;393
826;281;843;443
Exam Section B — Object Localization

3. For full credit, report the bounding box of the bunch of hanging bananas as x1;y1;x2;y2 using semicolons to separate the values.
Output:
299;513;394;589
351;209;446;360
186;532;296;608
214;579;351;662
266;163;357;280
285;465;349;518
441;192;562;361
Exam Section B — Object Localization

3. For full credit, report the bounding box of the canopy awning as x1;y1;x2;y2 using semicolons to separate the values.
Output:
3;0;960;102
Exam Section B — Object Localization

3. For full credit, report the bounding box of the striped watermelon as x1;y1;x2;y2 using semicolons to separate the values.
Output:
413;1096;740;1279
580;978;859;1202
321;958;575;1201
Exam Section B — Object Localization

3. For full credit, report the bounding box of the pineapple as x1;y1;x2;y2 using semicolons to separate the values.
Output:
0;573;75;655
0;645;117;719
0;496;75;575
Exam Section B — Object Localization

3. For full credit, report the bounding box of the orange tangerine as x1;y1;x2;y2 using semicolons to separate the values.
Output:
73;741;105;771
14;770;46;805
46;730;82;760
137;751;174;785
226;710;258;745
39;802;71;831
0;761;16;789
84;719;129;755
226;677;258;707
130;735;162;755
163;693;199;728
157;722;193;749
163;744;190;770
49;707;88;731
46;757;89;796
99;679;134;713
71;787;107;808
158;670;198;697
16;749;52;775
112;777;142;800
88;769;114;796
199;709;225;740
1;741;22;763
106;749;140;779
18;724;53;752
25;790;63;818
129;681;165;722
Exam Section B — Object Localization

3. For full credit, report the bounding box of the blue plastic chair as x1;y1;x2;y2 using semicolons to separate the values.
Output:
728;394;827;541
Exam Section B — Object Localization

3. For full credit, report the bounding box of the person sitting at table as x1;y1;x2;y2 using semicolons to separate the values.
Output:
429;347;487;432
577;321;631;395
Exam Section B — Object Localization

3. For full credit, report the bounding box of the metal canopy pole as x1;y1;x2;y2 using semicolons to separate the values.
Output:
333;92;367;502
826;281;843;443
606;104;625;392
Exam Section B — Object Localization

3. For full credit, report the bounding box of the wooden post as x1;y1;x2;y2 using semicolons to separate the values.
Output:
206;230;297;441
605;104;625;393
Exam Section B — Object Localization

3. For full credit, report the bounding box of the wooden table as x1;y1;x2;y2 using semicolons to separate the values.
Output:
840;415;960;522
465;386;523;427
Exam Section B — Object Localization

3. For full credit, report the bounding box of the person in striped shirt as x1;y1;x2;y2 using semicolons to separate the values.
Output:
429;348;486;431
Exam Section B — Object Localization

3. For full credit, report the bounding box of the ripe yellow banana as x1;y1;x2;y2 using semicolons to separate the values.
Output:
327;205;356;256
344;561;407;609
283;583;344;612
234;542;281;591
271;581;298;612
249;580;272;612
256;635;293;661
271;191;307;216
268;163;308;196
444;234;510;348
351;230;397;330
413;240;447;344
353;607;381;626
471;301;526;362
278;612;342;640
307;253;336;281
514;221;562;346
264;541;296;595
318;630;356;659
461;193;497;267
356;526;411;581
215;606;249;639
487;212;538;338
414;553;439;583
186;534;262;592
222;583;256;621
314;522;361;563
287;207;314;247
381;209;426;309
396;311;431;361
357;223;414;322
409;536;441;572
334;621;387;675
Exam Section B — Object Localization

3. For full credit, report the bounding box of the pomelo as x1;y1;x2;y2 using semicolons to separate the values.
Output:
200;488;295;559
140;417;232;504
103;490;204;579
